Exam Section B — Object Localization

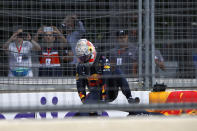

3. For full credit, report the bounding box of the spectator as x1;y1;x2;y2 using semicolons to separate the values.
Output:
60;15;86;76
154;50;165;74
110;30;138;76
34;26;72;77
133;48;165;78
3;29;41;77
108;30;139;103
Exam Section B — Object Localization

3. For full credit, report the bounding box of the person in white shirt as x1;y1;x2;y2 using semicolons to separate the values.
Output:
3;29;41;77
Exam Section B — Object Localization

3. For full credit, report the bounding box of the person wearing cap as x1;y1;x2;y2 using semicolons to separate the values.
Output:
3;29;41;77
109;30;140;104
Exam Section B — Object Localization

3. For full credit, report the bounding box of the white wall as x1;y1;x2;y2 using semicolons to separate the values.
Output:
0;91;150;119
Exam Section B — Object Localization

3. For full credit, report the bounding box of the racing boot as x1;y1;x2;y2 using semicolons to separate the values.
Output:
127;97;140;104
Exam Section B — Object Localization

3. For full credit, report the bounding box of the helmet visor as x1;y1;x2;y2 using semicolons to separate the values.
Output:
78;54;91;63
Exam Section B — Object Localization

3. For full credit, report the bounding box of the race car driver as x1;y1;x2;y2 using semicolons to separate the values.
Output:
75;39;140;104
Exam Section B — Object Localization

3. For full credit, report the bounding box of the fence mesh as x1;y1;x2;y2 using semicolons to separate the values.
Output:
0;0;197;117
155;0;197;87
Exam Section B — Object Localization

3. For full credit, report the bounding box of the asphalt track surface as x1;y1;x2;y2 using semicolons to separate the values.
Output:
0;116;197;131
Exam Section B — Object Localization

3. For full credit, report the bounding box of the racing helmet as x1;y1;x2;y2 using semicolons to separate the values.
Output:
75;39;96;65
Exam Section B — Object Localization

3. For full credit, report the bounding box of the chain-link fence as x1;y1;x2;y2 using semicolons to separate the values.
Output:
0;0;197;117
154;0;197;88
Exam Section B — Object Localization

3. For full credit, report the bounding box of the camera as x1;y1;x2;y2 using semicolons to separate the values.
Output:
17;32;28;38
43;27;53;32
61;23;73;31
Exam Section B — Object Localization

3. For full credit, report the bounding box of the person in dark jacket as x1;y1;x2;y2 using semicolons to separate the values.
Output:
109;30;140;103
75;39;139;104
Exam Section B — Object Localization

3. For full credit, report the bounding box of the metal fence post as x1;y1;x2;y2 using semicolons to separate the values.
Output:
144;0;150;90
151;0;156;87
138;0;143;87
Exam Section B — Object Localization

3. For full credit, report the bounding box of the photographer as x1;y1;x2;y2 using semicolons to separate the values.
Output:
60;15;86;76
33;26;72;77
3;29;41;77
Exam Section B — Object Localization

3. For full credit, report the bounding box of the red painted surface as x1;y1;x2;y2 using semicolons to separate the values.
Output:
149;91;197;115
